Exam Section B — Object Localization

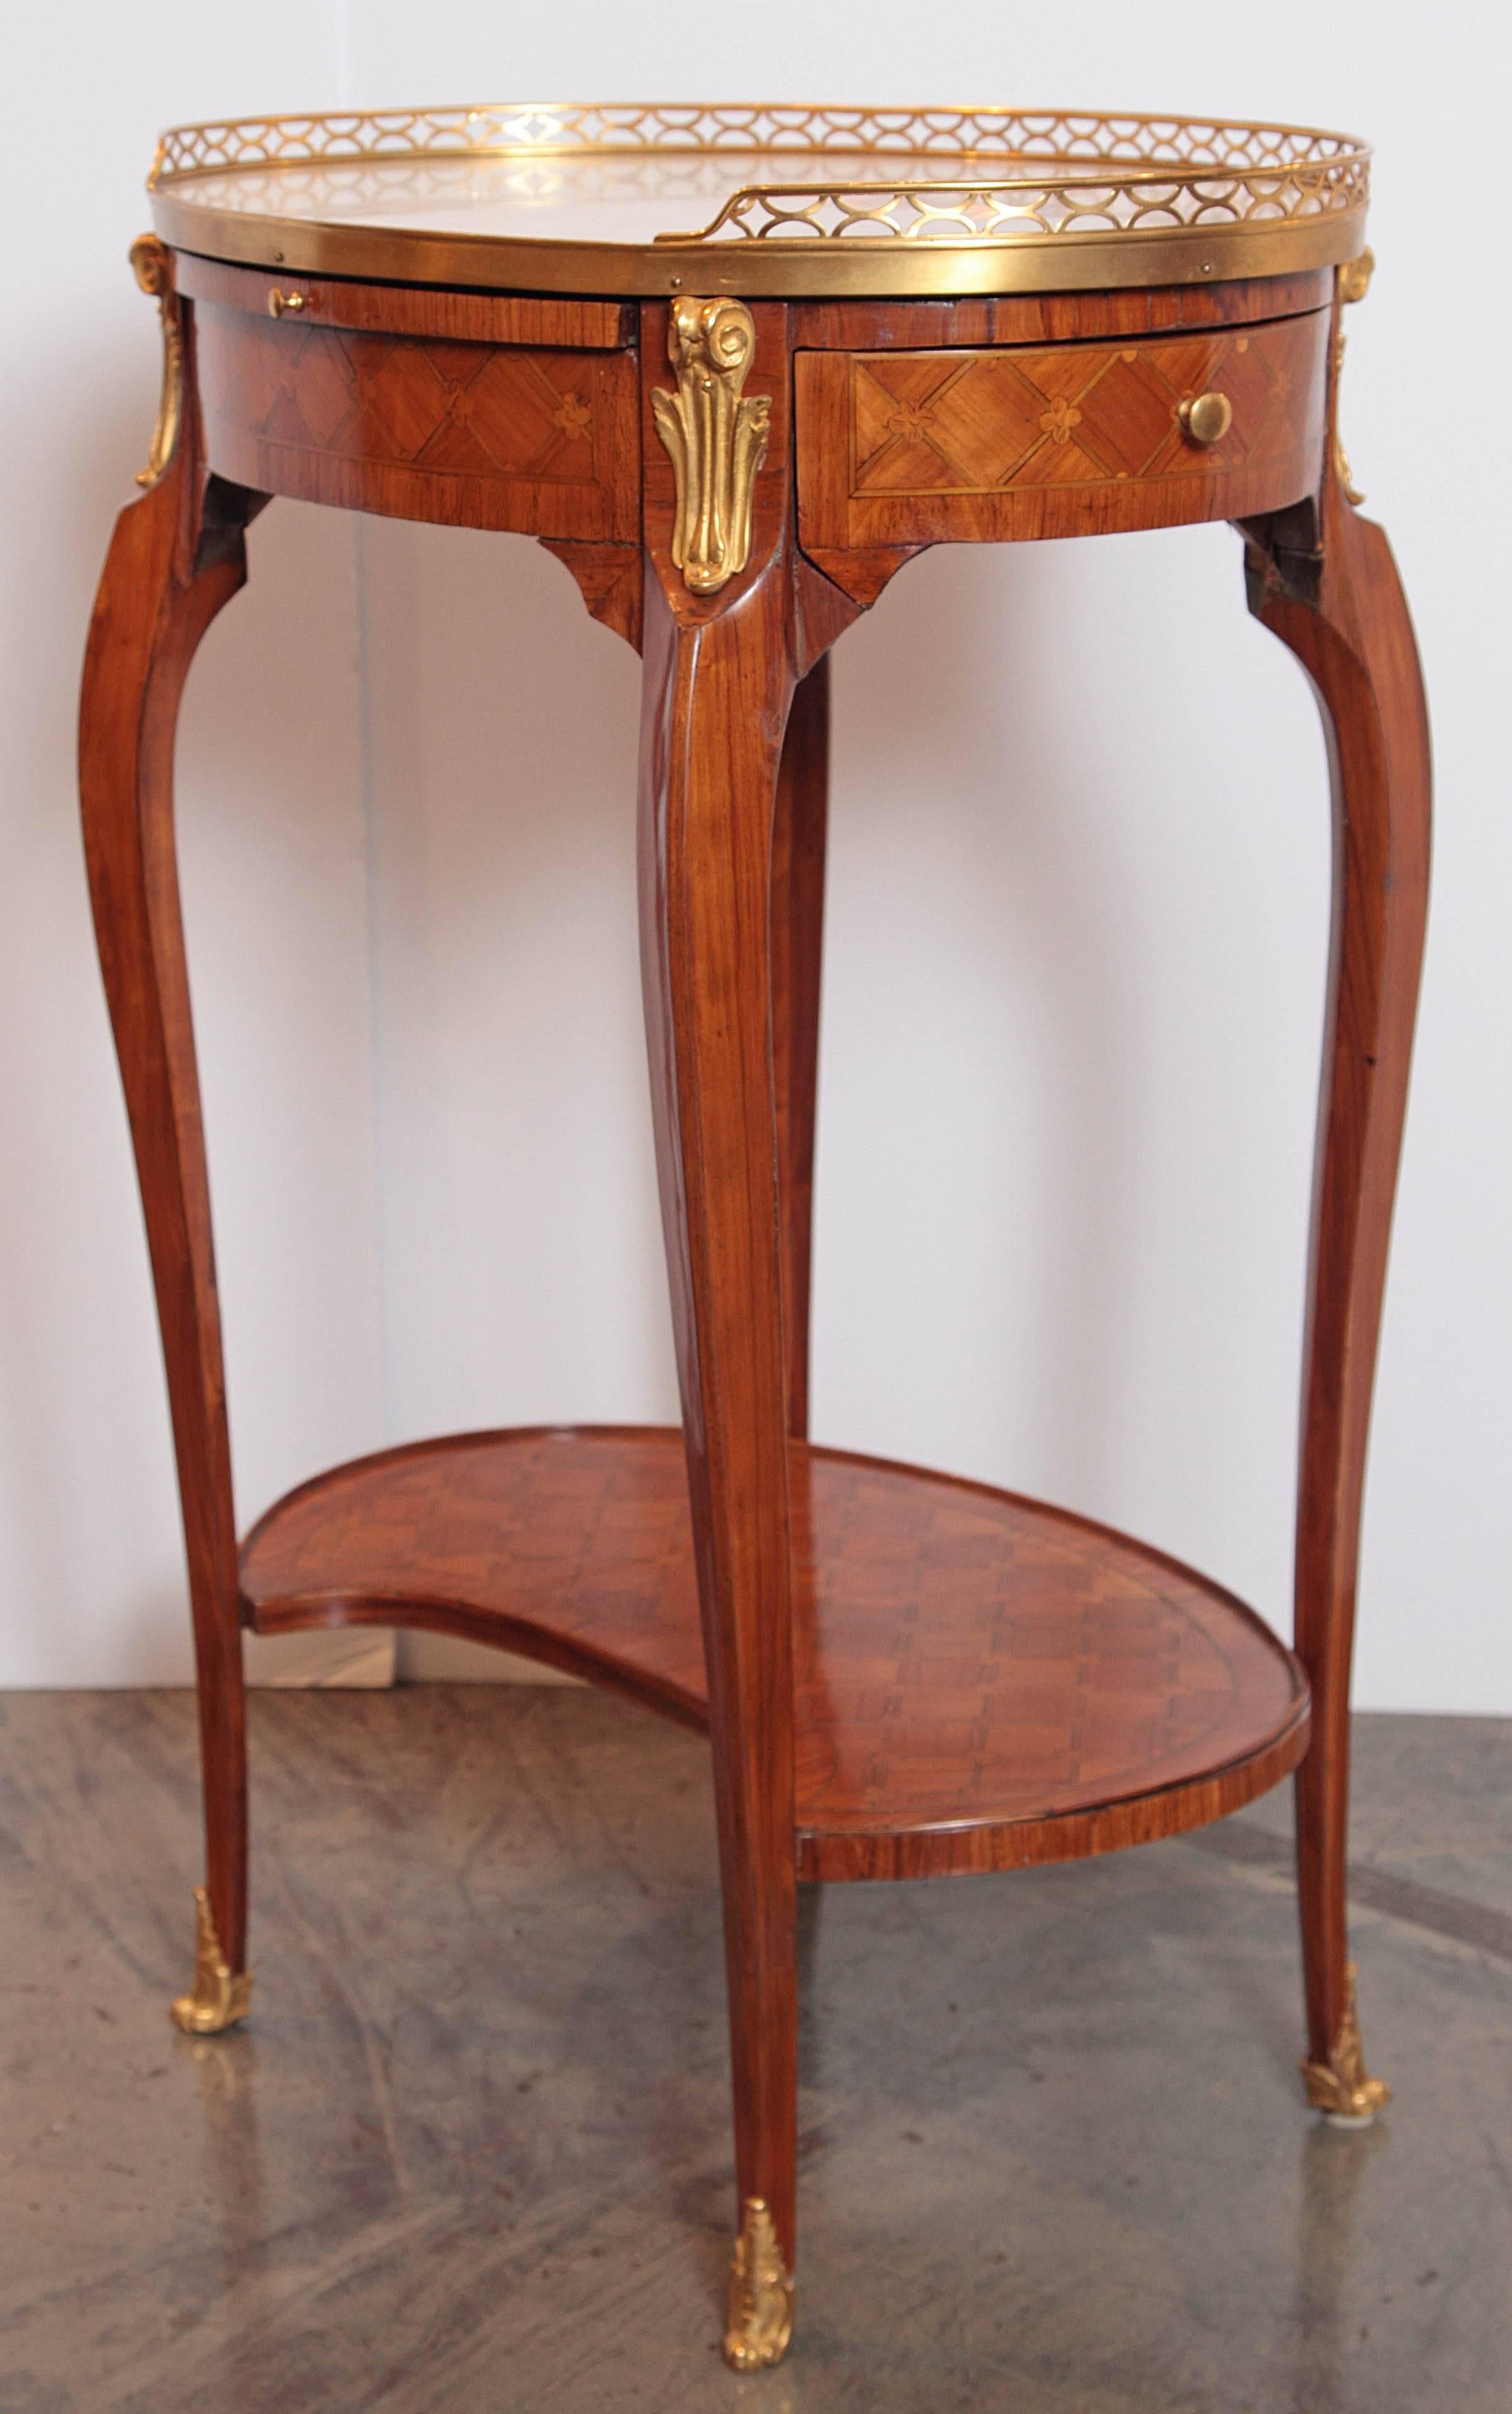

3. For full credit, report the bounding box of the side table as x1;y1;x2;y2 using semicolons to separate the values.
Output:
79;105;1429;2371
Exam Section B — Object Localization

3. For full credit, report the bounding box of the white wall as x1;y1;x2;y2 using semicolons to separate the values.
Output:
2;4;1507;1709
1;18;378;1683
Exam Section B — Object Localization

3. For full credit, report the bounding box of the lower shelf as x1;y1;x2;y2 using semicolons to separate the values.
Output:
241;1426;1309;1880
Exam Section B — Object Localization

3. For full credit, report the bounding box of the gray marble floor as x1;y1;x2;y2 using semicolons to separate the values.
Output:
1;1687;1508;2412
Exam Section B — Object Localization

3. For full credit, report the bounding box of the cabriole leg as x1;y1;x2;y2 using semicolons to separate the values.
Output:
1242;463;1431;2124
638;566;801;2365
641;287;858;2363
78;239;265;2031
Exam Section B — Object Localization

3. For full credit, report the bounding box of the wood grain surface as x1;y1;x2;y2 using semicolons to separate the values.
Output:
176;252;634;349
791;269;1331;352
195;302;640;539
770;654;830;1440
1242;363;1432;2073
635;298;861;2277
241;1426;1310;1882
78;280;263;1978
797;308;1329;556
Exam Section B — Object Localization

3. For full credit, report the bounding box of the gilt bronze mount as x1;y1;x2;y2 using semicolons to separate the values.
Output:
128;232;182;489
170;1889;253;2036
652;297;770;593
724;2199;794;2372
144;104;1371;300
1301;1965;1391;2124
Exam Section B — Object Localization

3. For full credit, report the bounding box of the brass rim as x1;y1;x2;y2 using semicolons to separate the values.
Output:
148;103;1371;297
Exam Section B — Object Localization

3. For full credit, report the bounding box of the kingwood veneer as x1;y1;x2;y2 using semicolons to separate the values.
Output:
78;105;1428;2373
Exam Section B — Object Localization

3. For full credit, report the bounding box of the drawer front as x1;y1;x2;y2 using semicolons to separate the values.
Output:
193;301;641;542
796;308;1329;553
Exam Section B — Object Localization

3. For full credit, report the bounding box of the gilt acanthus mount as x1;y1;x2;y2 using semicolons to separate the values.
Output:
652;297;771;594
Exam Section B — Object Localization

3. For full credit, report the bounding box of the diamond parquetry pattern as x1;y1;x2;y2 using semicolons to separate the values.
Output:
851;318;1316;496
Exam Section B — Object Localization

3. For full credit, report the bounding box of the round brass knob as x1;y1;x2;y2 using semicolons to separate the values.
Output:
1179;390;1233;446
268;287;307;318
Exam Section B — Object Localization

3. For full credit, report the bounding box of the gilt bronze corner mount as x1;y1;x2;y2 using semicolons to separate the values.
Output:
129;230;183;491
651;297;771;595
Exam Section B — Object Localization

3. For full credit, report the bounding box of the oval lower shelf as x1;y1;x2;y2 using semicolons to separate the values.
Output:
240;1426;1309;1880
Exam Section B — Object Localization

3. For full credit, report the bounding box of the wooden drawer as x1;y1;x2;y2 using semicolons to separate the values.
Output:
184;263;640;544
795;308;1330;553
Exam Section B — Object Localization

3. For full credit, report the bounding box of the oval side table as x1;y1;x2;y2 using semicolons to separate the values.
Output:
79;105;1429;2372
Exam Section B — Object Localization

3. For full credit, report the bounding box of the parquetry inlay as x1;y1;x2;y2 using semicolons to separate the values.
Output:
850;317;1316;496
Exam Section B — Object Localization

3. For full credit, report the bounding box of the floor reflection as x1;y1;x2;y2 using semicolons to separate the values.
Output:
1289;2115;1390;2413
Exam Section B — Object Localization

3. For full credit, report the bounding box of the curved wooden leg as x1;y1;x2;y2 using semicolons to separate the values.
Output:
771;654;830;1442
1243;476;1431;2121
640;292;858;2361
639;565;803;2367
78;263;263;2029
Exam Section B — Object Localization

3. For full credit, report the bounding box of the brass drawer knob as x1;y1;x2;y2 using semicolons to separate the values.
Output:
1179;390;1233;446
268;287;307;318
